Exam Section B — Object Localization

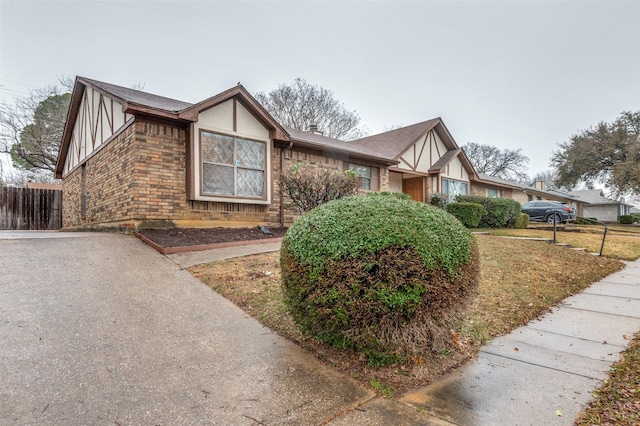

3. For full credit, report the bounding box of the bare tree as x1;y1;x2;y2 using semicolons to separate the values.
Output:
0;78;73;177
255;78;366;140
462;142;530;182
531;169;558;190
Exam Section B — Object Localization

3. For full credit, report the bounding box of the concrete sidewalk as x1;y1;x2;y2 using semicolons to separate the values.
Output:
402;258;640;425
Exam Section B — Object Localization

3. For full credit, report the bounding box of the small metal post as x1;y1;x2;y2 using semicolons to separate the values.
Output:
552;212;557;244
599;227;608;256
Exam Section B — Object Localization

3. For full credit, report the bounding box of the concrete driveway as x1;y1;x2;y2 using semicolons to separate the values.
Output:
1;232;379;425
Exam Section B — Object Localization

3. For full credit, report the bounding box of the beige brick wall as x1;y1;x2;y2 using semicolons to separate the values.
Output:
63;122;138;229
63;120;277;230
62;119;393;230
470;182;514;200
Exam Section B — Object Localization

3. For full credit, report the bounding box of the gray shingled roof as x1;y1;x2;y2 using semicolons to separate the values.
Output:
285;127;397;164
80;77;193;112
347;119;441;159
429;149;461;173
569;189;632;206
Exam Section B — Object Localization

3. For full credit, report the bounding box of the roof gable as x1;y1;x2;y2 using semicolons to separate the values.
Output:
179;85;288;141
348;118;441;159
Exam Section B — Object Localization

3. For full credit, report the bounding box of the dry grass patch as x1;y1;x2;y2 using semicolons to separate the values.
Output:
575;332;640;425
188;236;623;395
488;228;640;260
463;236;623;344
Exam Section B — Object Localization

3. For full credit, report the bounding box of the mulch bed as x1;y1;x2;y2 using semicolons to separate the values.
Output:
137;226;288;249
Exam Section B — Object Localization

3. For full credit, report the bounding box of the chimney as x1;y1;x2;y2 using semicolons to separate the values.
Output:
534;180;545;191
309;124;323;135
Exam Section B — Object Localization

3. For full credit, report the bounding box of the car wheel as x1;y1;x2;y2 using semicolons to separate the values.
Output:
546;214;561;224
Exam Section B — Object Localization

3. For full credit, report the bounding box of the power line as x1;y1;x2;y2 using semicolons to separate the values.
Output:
0;78;39;88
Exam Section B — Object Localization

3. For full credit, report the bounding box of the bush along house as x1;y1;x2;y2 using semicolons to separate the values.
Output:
54;76;520;230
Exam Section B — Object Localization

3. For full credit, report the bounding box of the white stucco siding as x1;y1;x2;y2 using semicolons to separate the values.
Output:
194;100;269;141
193;99;272;204
388;171;403;192
63;87;130;176
236;102;270;140
396;130;451;174
442;157;469;181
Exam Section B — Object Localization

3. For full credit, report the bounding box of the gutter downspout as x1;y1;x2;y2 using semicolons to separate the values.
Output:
280;141;294;227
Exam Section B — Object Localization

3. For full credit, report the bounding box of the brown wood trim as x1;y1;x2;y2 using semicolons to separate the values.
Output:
55;83;86;176
62;117;136;179
233;98;237;132
198;129;269;202
124;104;184;121
187;122;195;199
415;135;427;169
134;232;166;254
429;131;433;166
432;130;441;157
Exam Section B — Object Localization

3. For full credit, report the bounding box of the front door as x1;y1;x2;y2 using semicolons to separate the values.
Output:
403;177;424;202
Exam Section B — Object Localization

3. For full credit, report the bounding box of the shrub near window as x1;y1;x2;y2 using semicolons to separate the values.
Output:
446;202;484;228
278;164;359;212
456;195;521;228
280;193;480;364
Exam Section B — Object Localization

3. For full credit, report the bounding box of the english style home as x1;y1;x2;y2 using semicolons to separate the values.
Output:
54;77;578;230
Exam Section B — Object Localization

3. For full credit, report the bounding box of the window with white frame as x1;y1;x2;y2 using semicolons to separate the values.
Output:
442;178;468;201
201;130;266;198
487;188;499;198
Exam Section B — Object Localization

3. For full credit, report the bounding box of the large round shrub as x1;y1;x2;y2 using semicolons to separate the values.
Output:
280;192;480;362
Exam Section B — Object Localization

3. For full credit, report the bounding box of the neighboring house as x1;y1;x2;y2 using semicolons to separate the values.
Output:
472;174;583;210
569;189;634;222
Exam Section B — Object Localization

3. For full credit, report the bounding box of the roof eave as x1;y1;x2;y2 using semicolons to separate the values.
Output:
291;139;398;166
55;77;86;178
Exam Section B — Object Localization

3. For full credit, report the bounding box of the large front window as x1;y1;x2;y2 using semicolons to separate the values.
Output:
442;178;468;200
201;131;266;198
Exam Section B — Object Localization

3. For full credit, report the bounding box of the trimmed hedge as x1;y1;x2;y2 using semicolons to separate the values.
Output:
620;215;634;224
446;202;484;228
280;192;480;363
456;195;521;228
515;212;530;229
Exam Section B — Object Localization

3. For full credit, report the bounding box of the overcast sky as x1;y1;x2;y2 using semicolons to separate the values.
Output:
1;0;639;180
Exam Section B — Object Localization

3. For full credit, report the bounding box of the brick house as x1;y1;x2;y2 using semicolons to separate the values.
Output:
54;76;507;230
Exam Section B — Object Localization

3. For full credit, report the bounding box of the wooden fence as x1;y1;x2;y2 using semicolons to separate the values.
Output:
0;187;62;230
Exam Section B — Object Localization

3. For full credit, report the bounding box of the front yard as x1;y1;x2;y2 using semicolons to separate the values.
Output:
189;234;624;396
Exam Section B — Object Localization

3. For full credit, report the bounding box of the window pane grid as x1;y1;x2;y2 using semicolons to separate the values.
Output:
201;131;266;198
